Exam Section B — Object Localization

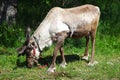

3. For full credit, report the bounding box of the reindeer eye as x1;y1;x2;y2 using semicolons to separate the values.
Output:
31;42;35;46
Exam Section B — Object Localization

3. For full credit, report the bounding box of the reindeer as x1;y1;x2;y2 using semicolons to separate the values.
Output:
17;4;100;72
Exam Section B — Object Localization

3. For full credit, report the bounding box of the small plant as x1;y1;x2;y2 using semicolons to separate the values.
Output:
0;23;25;47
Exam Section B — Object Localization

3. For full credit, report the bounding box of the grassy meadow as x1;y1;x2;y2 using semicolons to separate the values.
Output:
0;22;120;80
0;0;120;79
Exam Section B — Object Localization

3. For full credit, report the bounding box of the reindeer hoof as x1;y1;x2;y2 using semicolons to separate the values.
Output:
82;56;89;61
47;67;56;73
88;61;98;66
60;62;67;68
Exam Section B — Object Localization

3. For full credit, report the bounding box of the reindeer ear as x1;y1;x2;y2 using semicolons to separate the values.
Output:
26;27;31;41
16;27;31;55
16;46;26;54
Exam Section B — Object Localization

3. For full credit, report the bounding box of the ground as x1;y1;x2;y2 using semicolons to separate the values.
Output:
0;43;120;80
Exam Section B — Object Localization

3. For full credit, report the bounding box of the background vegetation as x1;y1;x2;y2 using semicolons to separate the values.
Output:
0;0;120;79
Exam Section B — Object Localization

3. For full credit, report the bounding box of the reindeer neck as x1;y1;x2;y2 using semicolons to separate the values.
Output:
31;20;53;51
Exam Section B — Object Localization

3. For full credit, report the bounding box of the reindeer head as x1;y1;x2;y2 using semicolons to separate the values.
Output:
17;27;40;68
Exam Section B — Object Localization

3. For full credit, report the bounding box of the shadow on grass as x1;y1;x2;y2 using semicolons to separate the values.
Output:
16;59;27;68
39;54;81;66
13;58;27;70
16;54;82;68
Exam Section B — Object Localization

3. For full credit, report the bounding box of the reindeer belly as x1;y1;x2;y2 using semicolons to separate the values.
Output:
71;31;89;38
71;26;91;38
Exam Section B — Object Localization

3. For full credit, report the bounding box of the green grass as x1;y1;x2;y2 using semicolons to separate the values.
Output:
0;37;120;80
0;21;120;80
0;0;120;79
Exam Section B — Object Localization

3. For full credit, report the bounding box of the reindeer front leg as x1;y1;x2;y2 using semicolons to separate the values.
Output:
47;38;63;73
48;32;67;73
59;46;67;68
